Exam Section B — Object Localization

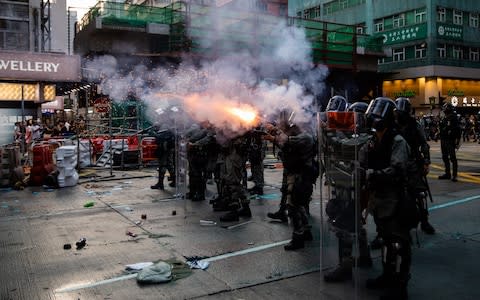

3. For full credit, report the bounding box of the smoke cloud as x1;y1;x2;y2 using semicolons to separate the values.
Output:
83;5;329;137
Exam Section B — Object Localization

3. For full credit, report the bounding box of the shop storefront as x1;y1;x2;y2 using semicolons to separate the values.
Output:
0;51;81;145
441;79;480;116
383;77;480;117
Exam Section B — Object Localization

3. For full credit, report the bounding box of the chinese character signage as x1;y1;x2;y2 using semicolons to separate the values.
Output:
450;96;480;107
437;23;463;40
377;23;427;45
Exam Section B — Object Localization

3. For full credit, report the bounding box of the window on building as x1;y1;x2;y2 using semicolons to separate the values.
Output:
453;10;463;25
415;8;426;23
313;6;321;18
470;48;479;61
437;44;446;58
304;9;310;19
393;48;405;61
375;20;384;32
356;26;364;34
324;3;333;15
453;46;463;59
378;58;385;64
470;13;479;28
296;11;302;18
415;44;427;59
437;7;446;22
393;14;405;28
0;3;29;19
0;19;29;51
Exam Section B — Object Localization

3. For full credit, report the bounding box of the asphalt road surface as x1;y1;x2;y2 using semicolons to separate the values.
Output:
1;140;479;300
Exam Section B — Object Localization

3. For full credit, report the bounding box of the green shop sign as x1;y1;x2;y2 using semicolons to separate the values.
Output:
437;23;463;40
447;89;464;96
393;90;416;98
377;23;427;45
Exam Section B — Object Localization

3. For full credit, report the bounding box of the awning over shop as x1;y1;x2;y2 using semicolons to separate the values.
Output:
41;96;64;111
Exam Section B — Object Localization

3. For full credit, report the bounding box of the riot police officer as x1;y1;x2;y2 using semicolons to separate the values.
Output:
218;131;252;222
151;125;176;190
438;103;461;182
186;122;214;201
364;97;416;300
324;100;372;282
247;124;267;195
395;97;435;234
265;112;316;250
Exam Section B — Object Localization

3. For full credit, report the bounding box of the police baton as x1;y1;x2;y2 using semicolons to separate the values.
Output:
422;175;434;203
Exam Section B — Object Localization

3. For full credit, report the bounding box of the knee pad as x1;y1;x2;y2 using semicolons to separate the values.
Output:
384;239;411;274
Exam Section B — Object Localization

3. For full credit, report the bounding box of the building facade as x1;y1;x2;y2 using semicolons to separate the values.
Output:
292;0;480;115
0;0;81;145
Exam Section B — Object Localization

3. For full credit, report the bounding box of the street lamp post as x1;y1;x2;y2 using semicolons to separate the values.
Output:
429;96;436;115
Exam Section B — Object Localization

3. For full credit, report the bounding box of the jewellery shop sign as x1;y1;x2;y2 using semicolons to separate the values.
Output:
450;96;480;107
0;51;81;82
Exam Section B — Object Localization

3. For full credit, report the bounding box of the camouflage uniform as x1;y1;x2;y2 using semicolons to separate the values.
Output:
269;126;316;250
219;134;251;222
186;125;214;201
247;127;266;195
151;128;176;190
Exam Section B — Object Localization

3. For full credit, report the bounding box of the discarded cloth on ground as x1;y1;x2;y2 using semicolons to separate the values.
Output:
136;260;192;284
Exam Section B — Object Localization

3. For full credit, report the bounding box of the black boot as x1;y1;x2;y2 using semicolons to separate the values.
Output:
238;205;252;218
421;220;435;234
284;233;304;251
379;277;409;300
438;173;451;179
220;210;239;222
213;200;229;212
366;273;392;290
150;182;164;190
267;209;288;223
303;230;313;241
324;260;352;282
248;186;263;195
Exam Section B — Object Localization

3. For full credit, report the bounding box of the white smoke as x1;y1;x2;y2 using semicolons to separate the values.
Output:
83;5;329;135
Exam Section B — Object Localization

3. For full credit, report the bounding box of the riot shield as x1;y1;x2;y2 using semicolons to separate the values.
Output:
318;110;372;298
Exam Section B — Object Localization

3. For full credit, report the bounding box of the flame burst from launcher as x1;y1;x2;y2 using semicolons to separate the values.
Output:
225;106;258;126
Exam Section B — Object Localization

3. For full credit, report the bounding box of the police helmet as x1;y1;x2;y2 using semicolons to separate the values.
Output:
326;95;348;112
395;97;412;114
347;101;369;113
366;97;396;130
